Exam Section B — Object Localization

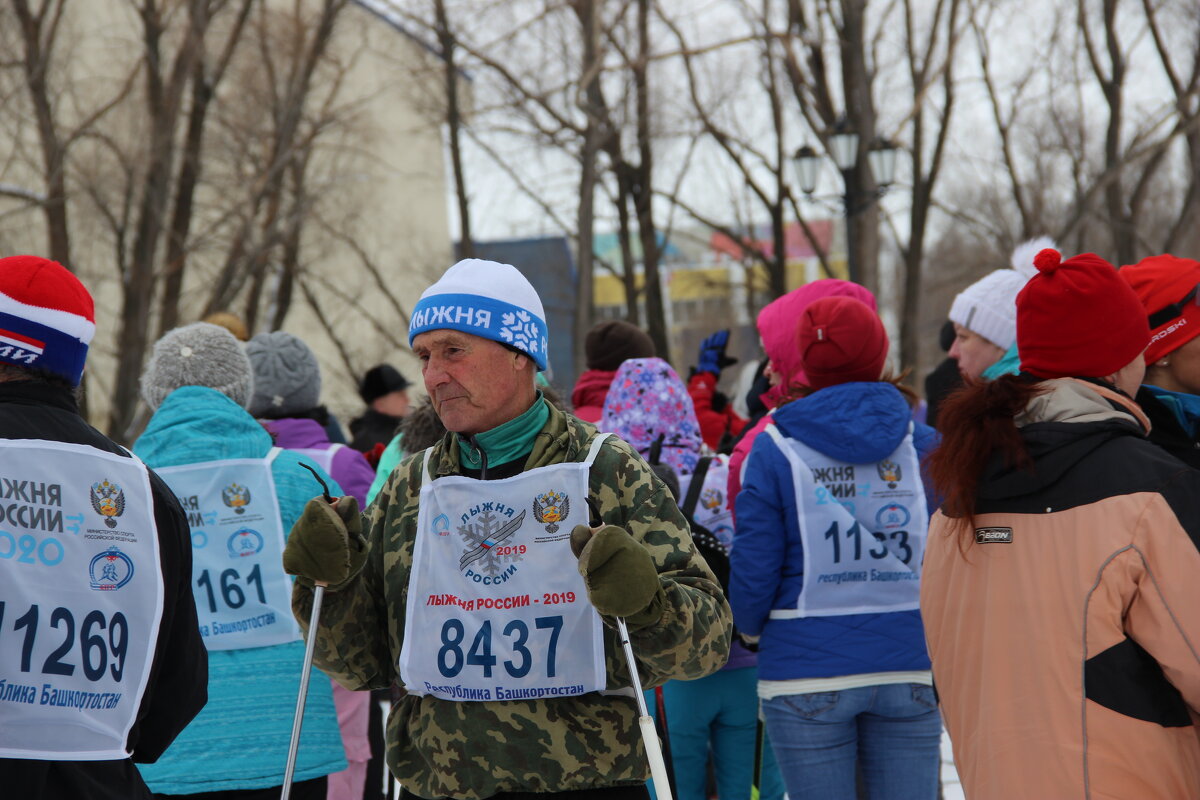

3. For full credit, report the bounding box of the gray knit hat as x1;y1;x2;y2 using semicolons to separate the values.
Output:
140;322;254;410
245;331;321;418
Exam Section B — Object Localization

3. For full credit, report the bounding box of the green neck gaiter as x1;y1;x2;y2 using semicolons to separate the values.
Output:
457;392;549;470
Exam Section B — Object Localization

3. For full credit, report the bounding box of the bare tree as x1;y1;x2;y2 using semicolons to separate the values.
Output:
433;0;473;257
657;1;833;308
893;0;964;377
781;0;886;293
6;0;136;267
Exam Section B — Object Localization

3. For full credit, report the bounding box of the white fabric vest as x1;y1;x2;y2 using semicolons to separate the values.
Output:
156;449;301;651
0;440;163;760
399;436;610;702
293;444;344;476
765;424;928;618
679;454;734;549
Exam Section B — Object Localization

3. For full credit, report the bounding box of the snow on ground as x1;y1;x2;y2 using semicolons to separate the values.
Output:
941;728;965;800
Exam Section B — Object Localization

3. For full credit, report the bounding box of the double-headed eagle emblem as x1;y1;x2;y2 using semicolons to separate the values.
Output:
90;480;125;528
222;482;252;514
533;491;569;533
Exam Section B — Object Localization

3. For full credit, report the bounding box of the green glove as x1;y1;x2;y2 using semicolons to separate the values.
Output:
283;496;367;591
570;524;663;626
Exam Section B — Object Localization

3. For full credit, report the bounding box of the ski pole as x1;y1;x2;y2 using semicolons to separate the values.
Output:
284;468;337;800
653;685;676;799
616;617;674;800
281;580;326;800
751;710;765;800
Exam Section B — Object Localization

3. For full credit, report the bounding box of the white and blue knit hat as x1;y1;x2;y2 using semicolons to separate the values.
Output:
408;259;549;371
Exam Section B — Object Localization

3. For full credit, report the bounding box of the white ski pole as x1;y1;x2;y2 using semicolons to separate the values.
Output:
616;617;674;800
280;580;326;800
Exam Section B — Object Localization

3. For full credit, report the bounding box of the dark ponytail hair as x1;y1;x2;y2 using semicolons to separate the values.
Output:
928;375;1044;536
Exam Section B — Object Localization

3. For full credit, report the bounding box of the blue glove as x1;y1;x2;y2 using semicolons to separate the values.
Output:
697;329;738;375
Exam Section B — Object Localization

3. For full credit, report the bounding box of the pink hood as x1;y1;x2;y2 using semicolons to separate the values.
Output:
756;278;876;408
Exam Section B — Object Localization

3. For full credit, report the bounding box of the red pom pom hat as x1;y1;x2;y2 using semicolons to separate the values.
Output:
1017;249;1149;380
0;255;95;385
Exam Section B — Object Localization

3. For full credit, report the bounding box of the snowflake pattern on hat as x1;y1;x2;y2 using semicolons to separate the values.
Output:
600;357;702;476
500;310;542;354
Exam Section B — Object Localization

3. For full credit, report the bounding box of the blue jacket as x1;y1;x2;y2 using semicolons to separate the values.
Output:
730;382;938;681
133;387;346;794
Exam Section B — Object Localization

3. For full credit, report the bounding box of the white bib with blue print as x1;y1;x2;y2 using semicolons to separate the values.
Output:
399;436;610;702
766;424;928;618
0;440;162;760
156;449;301;651
292;444;344;476
679;455;734;549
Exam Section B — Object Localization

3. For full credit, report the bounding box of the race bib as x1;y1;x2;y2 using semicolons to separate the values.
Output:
399;437;610;702
156;451;301;651
766;425;928;618
0;440;162;760
680;455;734;549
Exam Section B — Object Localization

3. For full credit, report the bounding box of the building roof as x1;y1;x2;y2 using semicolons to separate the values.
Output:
710;219;835;261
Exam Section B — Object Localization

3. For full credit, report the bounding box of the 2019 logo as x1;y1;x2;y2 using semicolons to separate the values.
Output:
90;479;125;528
222;482;252;514
89;546;134;590
458;507;527;576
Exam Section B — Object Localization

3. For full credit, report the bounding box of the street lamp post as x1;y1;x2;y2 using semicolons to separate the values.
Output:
792;121;898;286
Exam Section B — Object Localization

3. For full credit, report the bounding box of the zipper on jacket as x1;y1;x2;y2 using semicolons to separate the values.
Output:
466;434;488;480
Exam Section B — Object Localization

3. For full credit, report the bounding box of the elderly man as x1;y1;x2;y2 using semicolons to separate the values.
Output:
0;256;207;799
284;258;731;800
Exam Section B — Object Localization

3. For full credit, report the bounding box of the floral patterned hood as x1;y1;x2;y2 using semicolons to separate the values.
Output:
599;357;702;475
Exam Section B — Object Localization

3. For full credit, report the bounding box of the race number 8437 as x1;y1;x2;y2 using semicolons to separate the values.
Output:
438;615;563;679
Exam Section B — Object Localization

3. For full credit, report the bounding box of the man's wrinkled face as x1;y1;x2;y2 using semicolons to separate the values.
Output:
949;323;1006;380
412;330;533;435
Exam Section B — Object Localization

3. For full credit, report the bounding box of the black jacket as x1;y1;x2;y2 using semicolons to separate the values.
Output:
0;381;207;800
1136;386;1200;470
348;407;402;453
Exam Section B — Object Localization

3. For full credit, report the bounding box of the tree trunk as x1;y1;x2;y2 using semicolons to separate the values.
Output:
436;0;473;258
839;0;881;293
157;63;211;338
12;0;72;268
572;0;602;382
109;1;202;439
633;0;668;357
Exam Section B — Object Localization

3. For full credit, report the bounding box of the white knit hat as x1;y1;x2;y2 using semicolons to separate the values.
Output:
948;237;1055;351
408;258;549;370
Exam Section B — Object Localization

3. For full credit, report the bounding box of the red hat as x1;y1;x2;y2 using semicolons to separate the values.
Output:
797;296;888;390
0;255;95;386
1017;249;1149;380
1118;254;1200;365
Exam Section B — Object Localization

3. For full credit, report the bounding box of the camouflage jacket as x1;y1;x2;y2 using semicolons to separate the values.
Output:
293;404;731;799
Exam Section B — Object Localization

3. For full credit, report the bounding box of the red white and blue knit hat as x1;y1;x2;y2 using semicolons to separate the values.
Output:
0;255;95;386
408;258;549;370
